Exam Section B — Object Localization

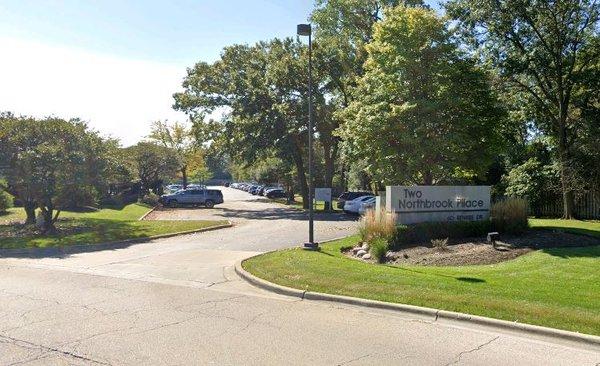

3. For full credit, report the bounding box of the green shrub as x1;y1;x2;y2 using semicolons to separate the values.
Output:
99;195;124;207
370;238;389;263
138;193;160;206
389;220;491;250
0;190;13;212
491;198;529;234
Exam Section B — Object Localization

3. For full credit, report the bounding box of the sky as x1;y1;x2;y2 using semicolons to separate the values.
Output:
0;1;440;146
0;1;315;146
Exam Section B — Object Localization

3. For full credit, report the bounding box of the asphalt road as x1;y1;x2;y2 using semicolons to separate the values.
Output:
0;188;598;365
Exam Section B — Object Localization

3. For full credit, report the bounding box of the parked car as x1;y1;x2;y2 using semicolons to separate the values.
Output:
343;195;375;214
266;189;287;199
160;188;224;208
357;196;377;215
165;184;183;192
262;187;281;196
337;191;373;209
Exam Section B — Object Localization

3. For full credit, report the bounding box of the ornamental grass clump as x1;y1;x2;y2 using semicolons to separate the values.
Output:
491;198;529;234
370;238;389;263
358;209;397;245
431;238;449;251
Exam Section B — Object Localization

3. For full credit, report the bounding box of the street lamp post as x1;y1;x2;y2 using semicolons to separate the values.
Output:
297;23;317;250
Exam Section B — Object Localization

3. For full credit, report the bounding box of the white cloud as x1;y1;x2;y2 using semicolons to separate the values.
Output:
0;36;189;146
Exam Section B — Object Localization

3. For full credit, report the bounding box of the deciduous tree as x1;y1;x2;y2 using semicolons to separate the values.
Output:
447;0;600;218
0;115;108;232
341;6;505;185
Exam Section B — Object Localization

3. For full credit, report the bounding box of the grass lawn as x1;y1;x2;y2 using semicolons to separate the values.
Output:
530;218;600;237
0;204;227;249
243;219;600;335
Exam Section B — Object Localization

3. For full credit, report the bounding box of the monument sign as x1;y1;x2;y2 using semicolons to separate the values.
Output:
386;186;491;225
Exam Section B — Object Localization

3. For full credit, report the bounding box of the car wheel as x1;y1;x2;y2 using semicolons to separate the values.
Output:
205;200;215;208
168;199;178;208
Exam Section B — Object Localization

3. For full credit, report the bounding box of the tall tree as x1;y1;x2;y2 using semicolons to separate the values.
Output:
174;39;319;208
149;120;193;188
0;115;108;232
340;5;505;185
127;142;178;195
311;0;424;189
447;0;600;218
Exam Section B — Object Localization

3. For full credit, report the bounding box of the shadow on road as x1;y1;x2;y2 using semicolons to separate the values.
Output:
215;206;358;222
0;236;152;260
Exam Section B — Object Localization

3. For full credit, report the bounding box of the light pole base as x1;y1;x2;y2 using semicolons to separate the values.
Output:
303;242;319;251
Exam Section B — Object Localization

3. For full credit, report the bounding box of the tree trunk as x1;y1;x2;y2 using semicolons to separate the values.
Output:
23;201;36;225
286;185;294;205
558;103;575;219
291;141;309;209
322;144;337;211
323;146;336;189
181;166;188;189
340;164;347;192
423;170;433;186
40;206;56;234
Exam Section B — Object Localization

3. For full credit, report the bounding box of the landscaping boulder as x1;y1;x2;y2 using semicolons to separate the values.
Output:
362;253;371;260
356;249;367;257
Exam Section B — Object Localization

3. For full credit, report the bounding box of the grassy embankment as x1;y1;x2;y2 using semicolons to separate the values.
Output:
0;204;227;249
243;219;600;335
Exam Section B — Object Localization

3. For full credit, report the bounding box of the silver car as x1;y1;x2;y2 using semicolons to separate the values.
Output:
160;189;224;208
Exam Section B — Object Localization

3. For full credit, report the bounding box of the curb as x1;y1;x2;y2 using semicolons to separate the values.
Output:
235;258;600;348
138;206;158;221
0;222;233;257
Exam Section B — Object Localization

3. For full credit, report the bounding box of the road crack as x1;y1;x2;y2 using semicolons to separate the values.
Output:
0;334;111;365
446;336;499;365
337;353;372;365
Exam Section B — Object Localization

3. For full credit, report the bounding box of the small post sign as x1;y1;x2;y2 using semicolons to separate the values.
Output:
385;186;491;225
314;188;332;203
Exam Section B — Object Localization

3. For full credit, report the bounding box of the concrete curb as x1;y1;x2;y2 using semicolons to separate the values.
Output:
235;257;600;348
0;222;233;257
138;206;158;221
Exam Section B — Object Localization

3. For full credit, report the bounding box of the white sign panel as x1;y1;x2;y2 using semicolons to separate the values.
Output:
386;186;491;225
314;188;332;202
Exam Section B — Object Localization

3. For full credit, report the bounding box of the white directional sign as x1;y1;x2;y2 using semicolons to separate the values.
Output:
314;188;332;202
386;186;491;225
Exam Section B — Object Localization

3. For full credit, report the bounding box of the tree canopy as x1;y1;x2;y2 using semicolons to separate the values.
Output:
447;0;600;217
340;5;505;186
0;115;110;231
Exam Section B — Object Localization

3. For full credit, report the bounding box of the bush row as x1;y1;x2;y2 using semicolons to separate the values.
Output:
389;220;491;250
360;198;530;252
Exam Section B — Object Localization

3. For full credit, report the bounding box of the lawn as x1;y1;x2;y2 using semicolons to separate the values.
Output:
0;204;227;249
243;219;600;335
530;218;600;237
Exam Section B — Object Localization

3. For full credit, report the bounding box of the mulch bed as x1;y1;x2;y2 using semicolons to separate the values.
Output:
345;230;600;267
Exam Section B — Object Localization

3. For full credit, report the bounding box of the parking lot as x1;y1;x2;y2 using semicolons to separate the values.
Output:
144;186;357;251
